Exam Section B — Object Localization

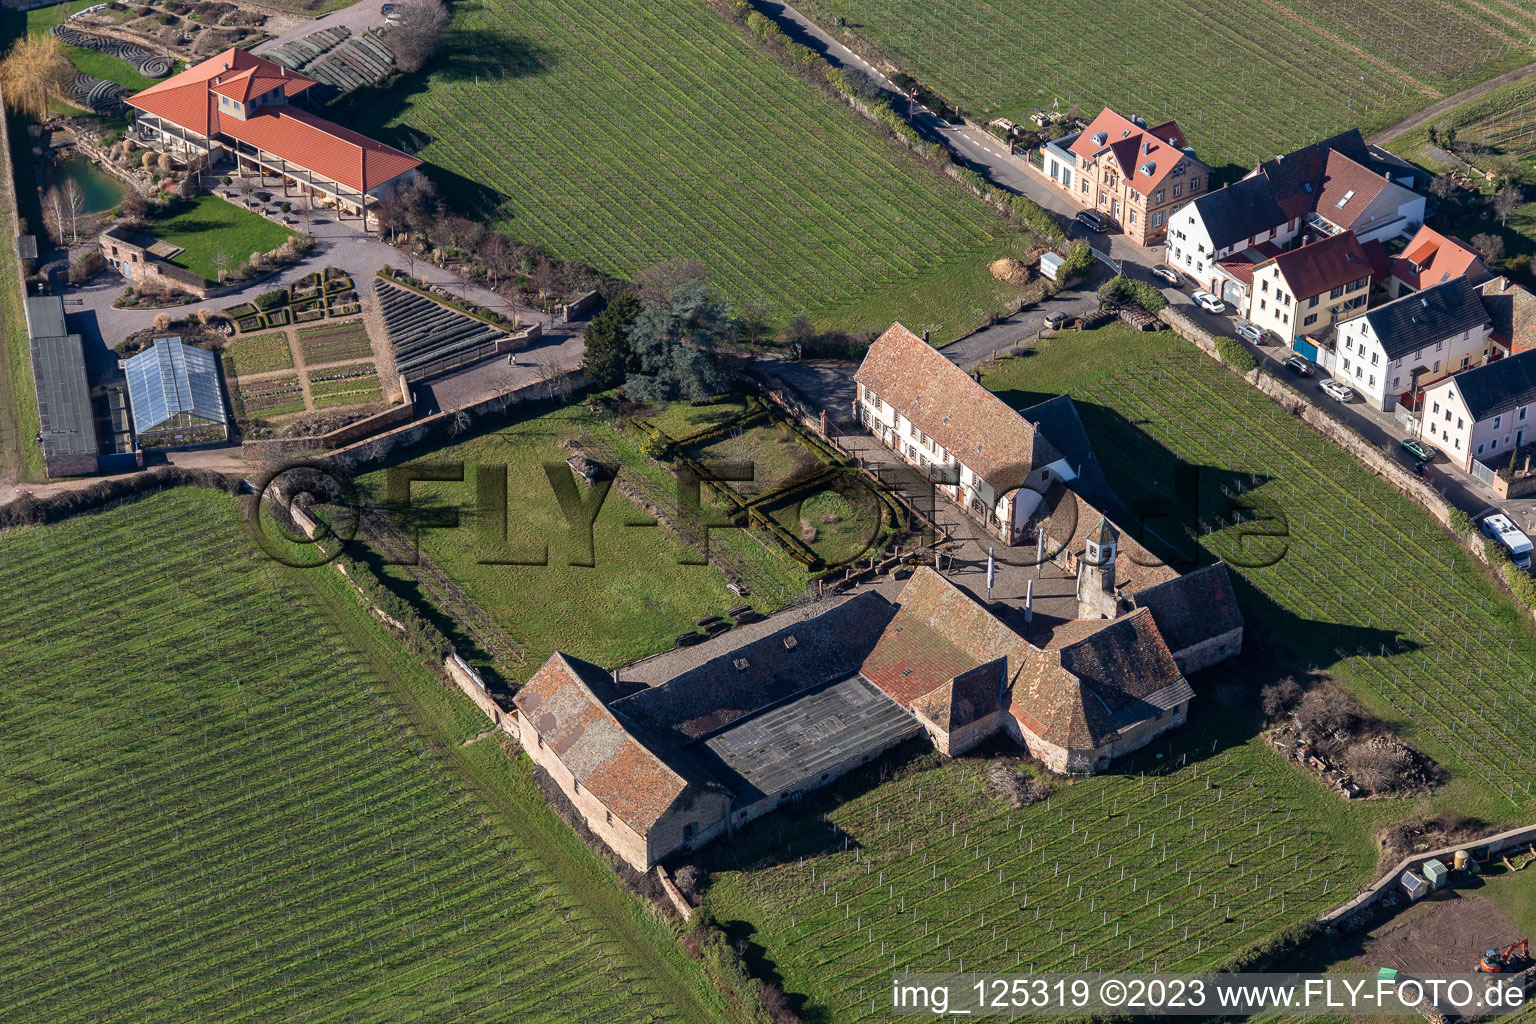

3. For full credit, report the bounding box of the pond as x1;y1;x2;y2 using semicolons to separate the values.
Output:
48;157;126;215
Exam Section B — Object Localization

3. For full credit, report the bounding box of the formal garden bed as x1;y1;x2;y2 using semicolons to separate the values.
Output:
223;268;357;332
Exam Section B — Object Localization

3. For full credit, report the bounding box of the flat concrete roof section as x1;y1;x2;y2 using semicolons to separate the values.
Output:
697;675;920;805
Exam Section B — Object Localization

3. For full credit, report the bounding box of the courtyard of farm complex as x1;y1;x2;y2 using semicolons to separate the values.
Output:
4;0;1536;1020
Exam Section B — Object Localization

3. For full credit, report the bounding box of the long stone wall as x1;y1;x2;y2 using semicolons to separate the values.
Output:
1158;308;1497;569
1321;822;1536;931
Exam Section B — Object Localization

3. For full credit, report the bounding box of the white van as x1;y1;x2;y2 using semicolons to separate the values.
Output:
1481;512;1532;569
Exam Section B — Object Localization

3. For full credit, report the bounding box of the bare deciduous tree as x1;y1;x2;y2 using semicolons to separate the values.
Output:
1494;185;1525;228
1471;232;1505;265
62;178;83;244
384;0;450;74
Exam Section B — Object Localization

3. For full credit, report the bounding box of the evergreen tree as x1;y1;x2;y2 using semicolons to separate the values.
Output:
624;280;731;402
580;292;642;388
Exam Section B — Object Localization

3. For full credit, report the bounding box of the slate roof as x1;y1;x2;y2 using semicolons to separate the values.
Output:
696;675;921;804
1261;231;1371;300
1356;276;1492;361
515;653;695;833
1253;129;1373;221
1132;563;1243;656
1480;277;1536;354
1188;175;1287;251
30;333;98;461
1067;108;1202;197
614;592;896;741
1018;394;1126;522
855;323;1063;491
1442;348;1536;423
126;48;420;193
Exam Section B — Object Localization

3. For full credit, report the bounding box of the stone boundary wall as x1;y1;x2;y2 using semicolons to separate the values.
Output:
322;369;584;475
444;651;510;726
1320;822;1536;931
654;865;694;922
1159;307;1496;570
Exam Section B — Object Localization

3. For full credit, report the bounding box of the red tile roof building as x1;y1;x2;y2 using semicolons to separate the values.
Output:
126;48;421;228
1246;231;1373;344
1390;225;1492;297
1481;277;1536;355
854;323;1073;545
1037;107;1211;245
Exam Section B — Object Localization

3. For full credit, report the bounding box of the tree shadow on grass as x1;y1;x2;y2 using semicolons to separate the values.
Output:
715;919;835;1024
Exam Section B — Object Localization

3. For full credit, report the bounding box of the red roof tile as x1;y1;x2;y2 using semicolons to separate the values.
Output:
1067;108;1202;196
126;48;420;193
515;653;692;833
1313;150;1389;229
219;107;422;193
1259;231;1371;300
1480;277;1536;354
854;323;1062;491
1391;225;1490;291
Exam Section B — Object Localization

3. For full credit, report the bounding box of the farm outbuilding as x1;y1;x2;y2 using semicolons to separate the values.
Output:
25;295;100;478
124;338;229;448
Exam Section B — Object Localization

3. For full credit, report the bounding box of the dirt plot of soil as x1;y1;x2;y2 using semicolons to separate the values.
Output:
1357;892;1522;976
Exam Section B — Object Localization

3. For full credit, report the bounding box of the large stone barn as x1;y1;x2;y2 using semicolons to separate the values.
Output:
517;561;1240;870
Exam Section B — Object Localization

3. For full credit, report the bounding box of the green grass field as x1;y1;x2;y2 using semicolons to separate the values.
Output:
219;330;293;376
152;195;294;282
982;325;1536;820
789;0;1536;172
0;487;725;1023
1384;75;1536;257
355;403;802;682
706;702;1382;1023
328;0;1035;341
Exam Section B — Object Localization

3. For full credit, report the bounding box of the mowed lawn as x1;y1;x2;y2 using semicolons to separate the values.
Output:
357;404;777;682
982;325;1536;820
153;195;294;281
331;0;1035;341
0;488;718;1023
789;0;1536;172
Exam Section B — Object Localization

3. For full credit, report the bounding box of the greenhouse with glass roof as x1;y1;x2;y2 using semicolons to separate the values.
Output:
124;337;229;448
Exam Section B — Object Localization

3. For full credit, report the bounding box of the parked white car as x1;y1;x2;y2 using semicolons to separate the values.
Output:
1319;378;1354;402
1151;264;1182;286
1193;290;1226;314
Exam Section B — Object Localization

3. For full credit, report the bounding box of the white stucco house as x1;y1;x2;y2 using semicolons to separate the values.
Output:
1416;348;1536;471
854;323;1076;544
1334;277;1497;412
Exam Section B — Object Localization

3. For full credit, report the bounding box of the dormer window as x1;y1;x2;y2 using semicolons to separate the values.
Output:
1091;131;1107;146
